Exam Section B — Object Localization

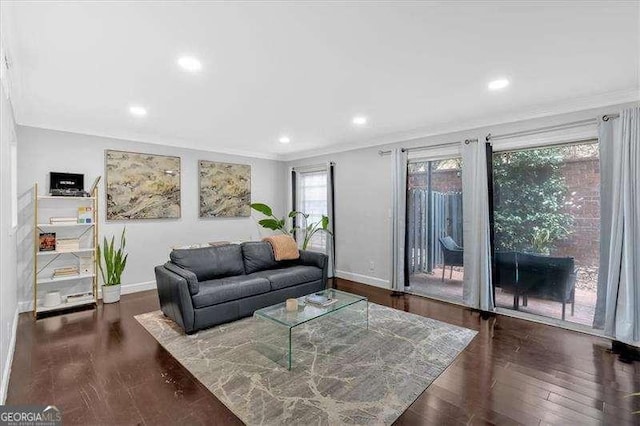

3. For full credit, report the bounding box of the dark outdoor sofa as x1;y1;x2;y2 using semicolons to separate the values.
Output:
494;251;576;320
155;241;328;334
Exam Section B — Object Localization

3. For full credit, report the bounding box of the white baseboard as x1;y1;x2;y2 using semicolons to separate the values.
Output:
18;280;158;313
111;280;156;296
335;270;390;289
1;307;19;404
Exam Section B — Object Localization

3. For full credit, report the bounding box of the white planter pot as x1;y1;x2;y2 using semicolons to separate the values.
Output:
102;284;121;304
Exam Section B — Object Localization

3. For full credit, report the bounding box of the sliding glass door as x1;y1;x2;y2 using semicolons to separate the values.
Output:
491;141;600;326
406;155;464;303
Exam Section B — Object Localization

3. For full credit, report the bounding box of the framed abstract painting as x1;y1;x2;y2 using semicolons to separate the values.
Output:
199;160;251;217
105;150;181;220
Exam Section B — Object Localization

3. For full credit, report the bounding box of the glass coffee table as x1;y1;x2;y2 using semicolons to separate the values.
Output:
253;289;368;370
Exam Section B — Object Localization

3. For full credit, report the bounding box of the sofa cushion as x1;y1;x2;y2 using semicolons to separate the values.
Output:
254;265;323;290
192;275;271;308
241;241;278;274
170;244;245;282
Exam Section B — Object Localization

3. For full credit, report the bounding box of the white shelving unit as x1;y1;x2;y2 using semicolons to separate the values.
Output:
33;183;99;317
36;248;96;256
37;223;94;228
37;273;96;284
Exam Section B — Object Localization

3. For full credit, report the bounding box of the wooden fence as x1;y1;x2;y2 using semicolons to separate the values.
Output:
407;189;463;274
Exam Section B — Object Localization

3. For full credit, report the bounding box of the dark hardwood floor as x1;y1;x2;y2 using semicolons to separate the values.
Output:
7;279;640;425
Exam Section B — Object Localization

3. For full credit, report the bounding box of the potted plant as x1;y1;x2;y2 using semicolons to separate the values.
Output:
97;228;128;304
250;203;332;250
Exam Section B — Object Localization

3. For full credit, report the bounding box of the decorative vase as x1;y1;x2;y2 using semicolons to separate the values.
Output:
285;298;298;312
102;284;121;304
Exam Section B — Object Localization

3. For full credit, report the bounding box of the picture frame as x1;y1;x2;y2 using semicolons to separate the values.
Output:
198;160;251;218
105;150;181;220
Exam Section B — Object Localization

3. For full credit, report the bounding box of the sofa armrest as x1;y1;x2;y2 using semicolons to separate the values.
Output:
155;265;196;334
298;250;329;288
164;262;199;295
298;250;327;270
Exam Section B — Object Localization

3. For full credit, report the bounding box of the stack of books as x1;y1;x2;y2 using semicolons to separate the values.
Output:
67;292;94;303
52;266;79;279
56;238;80;252
49;217;77;225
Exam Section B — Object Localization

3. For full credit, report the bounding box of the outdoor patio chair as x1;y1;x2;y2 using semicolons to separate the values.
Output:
438;236;464;281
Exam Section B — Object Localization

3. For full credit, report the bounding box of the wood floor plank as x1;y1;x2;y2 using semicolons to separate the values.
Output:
6;278;640;425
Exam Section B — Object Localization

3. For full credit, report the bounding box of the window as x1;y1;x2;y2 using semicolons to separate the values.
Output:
295;170;328;251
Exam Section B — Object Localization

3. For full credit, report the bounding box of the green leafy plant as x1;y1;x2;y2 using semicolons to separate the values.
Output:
531;228;551;254
250;202;332;250
493;147;573;253
250;203;290;234
97;227;128;286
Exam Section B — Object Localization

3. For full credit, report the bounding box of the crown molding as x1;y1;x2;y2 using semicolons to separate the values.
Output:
281;88;640;162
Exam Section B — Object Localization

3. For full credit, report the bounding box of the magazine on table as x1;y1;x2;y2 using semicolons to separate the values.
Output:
305;293;338;307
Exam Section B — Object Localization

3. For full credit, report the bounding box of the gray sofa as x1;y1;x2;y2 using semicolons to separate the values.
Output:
154;241;328;334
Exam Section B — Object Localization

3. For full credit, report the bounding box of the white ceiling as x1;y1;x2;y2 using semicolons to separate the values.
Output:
3;1;639;160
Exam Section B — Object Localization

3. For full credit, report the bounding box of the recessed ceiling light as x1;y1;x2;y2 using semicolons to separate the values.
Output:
177;56;202;72
488;78;510;90
279;136;291;144
352;115;368;126
129;105;147;117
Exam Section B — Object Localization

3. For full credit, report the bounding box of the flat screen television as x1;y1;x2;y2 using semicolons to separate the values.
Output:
49;172;84;193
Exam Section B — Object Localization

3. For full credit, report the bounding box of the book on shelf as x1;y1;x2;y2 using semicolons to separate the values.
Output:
77;207;94;224
52;266;80;278
66;292;94;303
56;238;80;252
305;293;339;307
39;233;56;252
49;217;78;225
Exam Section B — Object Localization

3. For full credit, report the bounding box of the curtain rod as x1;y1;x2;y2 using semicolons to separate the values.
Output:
402;138;478;153
486;114;619;142
291;162;334;171
378;139;478;156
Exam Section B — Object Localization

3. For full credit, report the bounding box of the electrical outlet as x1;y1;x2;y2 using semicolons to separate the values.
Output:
369;261;375;271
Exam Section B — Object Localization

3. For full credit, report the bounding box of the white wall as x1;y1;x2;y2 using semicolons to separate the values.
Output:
0;81;18;402
17;126;287;308
287;102;638;289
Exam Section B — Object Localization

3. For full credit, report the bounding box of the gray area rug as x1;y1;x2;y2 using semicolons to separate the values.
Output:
136;303;477;425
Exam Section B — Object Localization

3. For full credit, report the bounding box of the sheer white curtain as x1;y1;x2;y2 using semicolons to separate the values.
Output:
391;148;408;291
594;106;640;344
461;139;494;311
293;163;335;277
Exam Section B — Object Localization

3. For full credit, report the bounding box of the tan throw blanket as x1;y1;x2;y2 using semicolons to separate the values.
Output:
263;235;300;261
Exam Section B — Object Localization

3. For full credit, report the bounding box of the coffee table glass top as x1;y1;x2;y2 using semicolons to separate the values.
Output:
254;289;367;328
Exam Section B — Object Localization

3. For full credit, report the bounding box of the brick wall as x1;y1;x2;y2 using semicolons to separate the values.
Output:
554;158;600;266
408;168;461;192
408;158;600;266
